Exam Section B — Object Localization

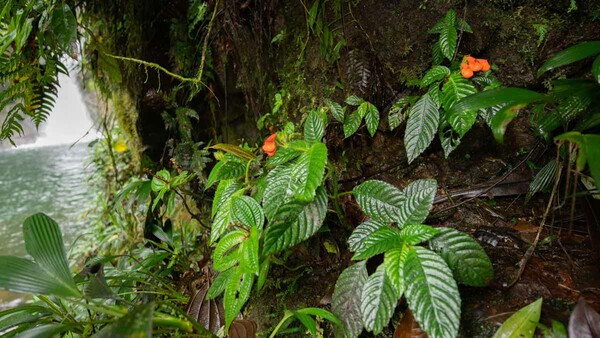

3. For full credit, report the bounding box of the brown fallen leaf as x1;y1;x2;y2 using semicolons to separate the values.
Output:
394;309;428;338
229;319;258;338
568;297;600;338
186;280;225;334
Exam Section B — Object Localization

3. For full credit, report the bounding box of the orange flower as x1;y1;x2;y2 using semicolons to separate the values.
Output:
461;68;474;79
480;59;490;71
262;133;277;157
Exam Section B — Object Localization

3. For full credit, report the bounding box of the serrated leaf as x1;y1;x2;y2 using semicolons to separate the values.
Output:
291;142;327;202
211;188;245;244
537;41;600;77
443;73;478;136
206;160;245;189
213;230;246;271
232;195;264;230
353;180;407;224
397;179;437;226
213;179;241;218
344;110;362;138
50;4;77;51
325;98;346;122
400;224;440;245
384;244;410;296
439;25;457;61
352;227;403;260
304;110;327;144
405;93;440;163
263;165;295;222
332;261;368;338
429;227;493;286
526;160;559;202
348;219;387;253
240;227;259;274
207;269;235;300
360;265;397;334
438;118;461;158
432;41;444;65
210;144;256;161
363;102;380;136
403;246;461;338
345;95;364;106
421;66;451;88
224;268;254;331
491;104;526;143
263;187;327;254
492;298;542;338
151;170;170;192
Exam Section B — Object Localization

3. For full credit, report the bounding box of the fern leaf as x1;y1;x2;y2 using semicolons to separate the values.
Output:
352;226;403;260
332;261;368;338
347;219;387;253
263;187;327;254
360;264;398;334
404;93;440;164
290;142;327;202
429;227;493;287
404;246;461;338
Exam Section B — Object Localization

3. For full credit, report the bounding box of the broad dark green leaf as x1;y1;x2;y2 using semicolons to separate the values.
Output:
439;25;457;60
404;93;439;163
352;227;403;260
443;73;477;136
364;102;380;137
304;110;327;144
446;88;544;119
353;180;406;224
50;4;77;51
429;227;493;286
213;230;245;271
554;132;600;188
347;219;387;253
593;55;600;83
325;98;346;123
397;179;437;227
421;66;451;88
403;247;461;338
206;160;245;189
344;111;362;138
332;261;368;338
384;244;410;296
399;224;440;245
438;118;461;158
93;303;154;338
263;187;327;254
491;104;526;143
492;298;542;338
224;268;254;331
360;265;397;334
537;41;600;77
534;96;590;136
14;323;69;338
232;195;264;230
0;257;78;297
290;142;327;202
345;95;364;106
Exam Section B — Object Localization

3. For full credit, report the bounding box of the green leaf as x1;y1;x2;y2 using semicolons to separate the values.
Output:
212;179;241;218
397;179;437;227
224;268;254;331
443;73;478;136
537;41;600;77
92;303;154;338
13;323;69;338
267;147;302;167
232;195;265;230
352;227;403;260
384;244;410;296
343;110;362;138
304;110;327;144
332;261;368;338
325;98;345;122
421;66;451;88
263;164;295;222
211;187;244;244
534;96;590;136
388;97;418;131
206;269;235;299
403;246;461;338
554;132;600;188
210;144;256;161
240;227;260;274
256;259;270;292
432;41;444;65
491;104;527;143
293;312;317;336
447;88;544;118
294;308;342;328
151;170;170;192
360;265;397;334
0;257;78;297
492;298;542;338
363;102;380;137
206;160;245;189
526;160;559;202
263;187;327;254
429;227;494;286
213;230;245;271
592;54;600;83
347;219;387;253
353;180;406;224
438;118;461;158
290;142;327;202
439;25;457;61
50;4;77;51
404;93;440;163
399;224;440;245
345;95;364;106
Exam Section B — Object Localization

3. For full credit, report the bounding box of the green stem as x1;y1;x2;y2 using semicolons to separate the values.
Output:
269;311;294;338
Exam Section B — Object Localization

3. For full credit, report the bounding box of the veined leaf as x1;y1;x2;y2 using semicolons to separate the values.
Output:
537;41;600;77
353;227;403;260
397;179;437;227
345;95;364;106
263;187;327;254
0;256;79;297
212;179;241;218
151;170;170;192
446;87;545;118
526;160;559;202
210;144;256;161
295;308;342;328
399;224;440;245
304;110;327;144
353;180;406;224
428;85;442;107
363;102;380;137
404;93;439;163
384;244;410;296
232;195;264;230
213;230;246;271
240;227;259;274
263;164;295;222
534;96;590;136
344;110;362;138
492;298;542;338
50;4;77;51
491;104;527;143
403;246;461;338
421;66;451;88
211;188;245;245
443;73;477;136
224;268;254;331
206;269;235;300
388;96;418;131
291;142;327;202
347;219;387;253
432;41;444;65
206;160;245;189
429;227;493;286
332;261;368;338
325;98;346;122
439;25;457;61
438;117;461;158
267;146;302;167
93;303;154;338
360;264;398;334
593;54;600;83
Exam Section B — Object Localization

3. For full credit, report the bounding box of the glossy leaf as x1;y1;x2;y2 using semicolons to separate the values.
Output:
151;170;170;192
404;93;439;163
353;180;406;224
211;187;244;245
213;230;245;271
537;41;600;77
421;66;451;88
206;160;245;189
443;73;477;136
212;179;242;218
403;246;461;338
325;98;346;122
14;323;69;338
332;261;368;338
224;269;254;331
446;88;544;119
93;303;154;338
206;269;236;300
0;256;78;297
263;187;327;254
345;95;364;106
295;307;342;328
491;104;526;143
438;118;461;158
555;132;600;188
361;265;397;334
389;96;418;131
240;227;259;274
304;110;327;144
492;298;542;338
429;227;493;286
232;195;265;230
363;102;380;137
353;227;403;260
399;224;440;245
439;24;457;61
50;4;77;51
384;244;410;297
347;219;387;253
593;55;600;83
397;179;437;227
290;142;327;202
262;164;295;222
344;110;362;138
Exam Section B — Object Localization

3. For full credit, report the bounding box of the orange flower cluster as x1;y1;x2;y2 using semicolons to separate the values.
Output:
461;56;490;79
262;134;277;157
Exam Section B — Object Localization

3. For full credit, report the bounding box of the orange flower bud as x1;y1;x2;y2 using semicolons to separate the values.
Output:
262;133;277;157
479;59;490;71
461;68;474;79
466;56;477;65
470;60;483;72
